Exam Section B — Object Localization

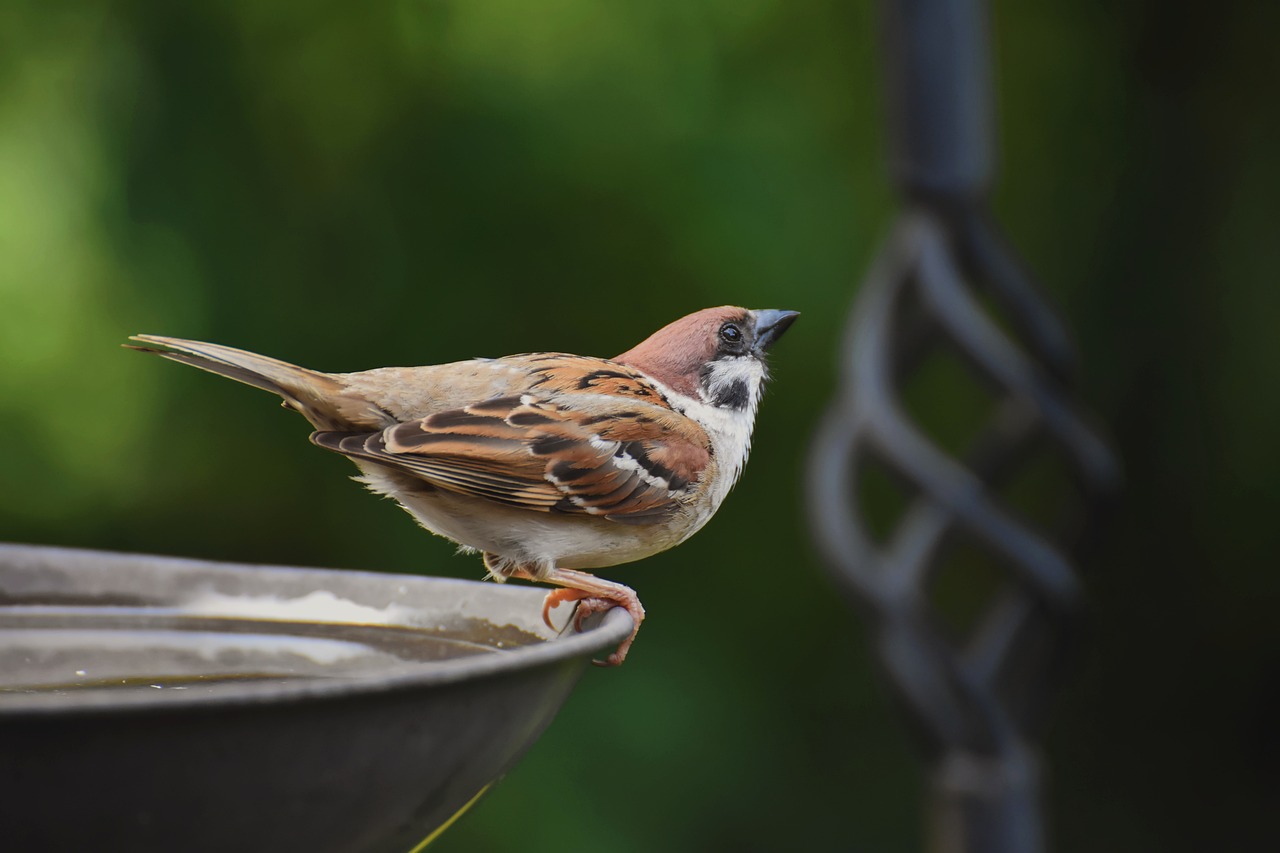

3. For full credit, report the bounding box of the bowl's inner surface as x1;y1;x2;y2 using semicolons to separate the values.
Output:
0;593;546;704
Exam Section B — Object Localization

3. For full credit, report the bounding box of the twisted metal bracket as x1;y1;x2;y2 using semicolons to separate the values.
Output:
808;2;1121;850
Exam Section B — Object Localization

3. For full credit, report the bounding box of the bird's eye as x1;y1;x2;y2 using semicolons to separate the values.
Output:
719;323;743;345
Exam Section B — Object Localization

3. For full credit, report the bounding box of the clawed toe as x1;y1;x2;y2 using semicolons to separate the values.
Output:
585;595;644;667
532;568;646;666
570;596;616;631
541;587;592;630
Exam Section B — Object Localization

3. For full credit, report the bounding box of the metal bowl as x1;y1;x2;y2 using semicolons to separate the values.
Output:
0;543;630;852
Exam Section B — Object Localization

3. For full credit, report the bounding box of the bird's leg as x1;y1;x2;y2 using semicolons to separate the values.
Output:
509;566;645;667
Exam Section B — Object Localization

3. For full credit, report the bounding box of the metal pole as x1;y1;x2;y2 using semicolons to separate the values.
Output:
808;2;1121;850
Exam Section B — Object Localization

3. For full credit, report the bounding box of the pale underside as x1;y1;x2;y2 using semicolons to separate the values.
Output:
329;354;763;580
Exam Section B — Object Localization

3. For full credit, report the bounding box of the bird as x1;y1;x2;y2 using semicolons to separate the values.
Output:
126;306;798;665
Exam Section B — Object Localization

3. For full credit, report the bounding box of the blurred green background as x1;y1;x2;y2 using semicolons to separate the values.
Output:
3;1;1277;850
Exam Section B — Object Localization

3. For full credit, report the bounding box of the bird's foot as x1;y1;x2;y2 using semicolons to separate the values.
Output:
536;569;645;667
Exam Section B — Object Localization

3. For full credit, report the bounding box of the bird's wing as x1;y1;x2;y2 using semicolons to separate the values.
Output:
311;386;710;524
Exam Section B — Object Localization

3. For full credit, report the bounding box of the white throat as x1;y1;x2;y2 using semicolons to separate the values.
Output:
655;355;766;507
685;396;759;497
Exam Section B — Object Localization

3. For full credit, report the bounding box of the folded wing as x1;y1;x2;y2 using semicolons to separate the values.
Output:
311;394;709;524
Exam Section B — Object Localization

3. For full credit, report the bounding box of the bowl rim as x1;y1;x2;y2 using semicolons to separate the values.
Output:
0;542;634;718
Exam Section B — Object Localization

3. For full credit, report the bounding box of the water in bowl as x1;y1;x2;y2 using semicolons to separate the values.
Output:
0;598;545;705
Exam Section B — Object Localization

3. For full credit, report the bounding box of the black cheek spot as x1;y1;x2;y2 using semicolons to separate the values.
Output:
714;379;751;410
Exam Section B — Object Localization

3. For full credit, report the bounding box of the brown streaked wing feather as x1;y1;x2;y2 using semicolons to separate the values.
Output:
512;353;677;408
311;428;562;509
310;389;709;523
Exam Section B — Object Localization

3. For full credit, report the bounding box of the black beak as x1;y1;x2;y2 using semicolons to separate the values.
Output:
751;309;800;354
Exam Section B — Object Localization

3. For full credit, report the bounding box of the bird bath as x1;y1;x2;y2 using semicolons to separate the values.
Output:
0;542;631;852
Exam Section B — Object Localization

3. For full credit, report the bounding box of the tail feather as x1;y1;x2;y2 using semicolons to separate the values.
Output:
126;334;367;430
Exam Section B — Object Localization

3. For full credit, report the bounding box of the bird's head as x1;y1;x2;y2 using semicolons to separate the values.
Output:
615;306;799;410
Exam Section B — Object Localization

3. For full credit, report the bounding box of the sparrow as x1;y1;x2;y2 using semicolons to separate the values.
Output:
127;306;798;665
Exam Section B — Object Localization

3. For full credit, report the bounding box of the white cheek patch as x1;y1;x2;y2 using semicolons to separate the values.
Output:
701;356;765;411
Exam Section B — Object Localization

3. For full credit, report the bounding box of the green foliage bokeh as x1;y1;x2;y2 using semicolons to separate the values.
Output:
3;1;1277;850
